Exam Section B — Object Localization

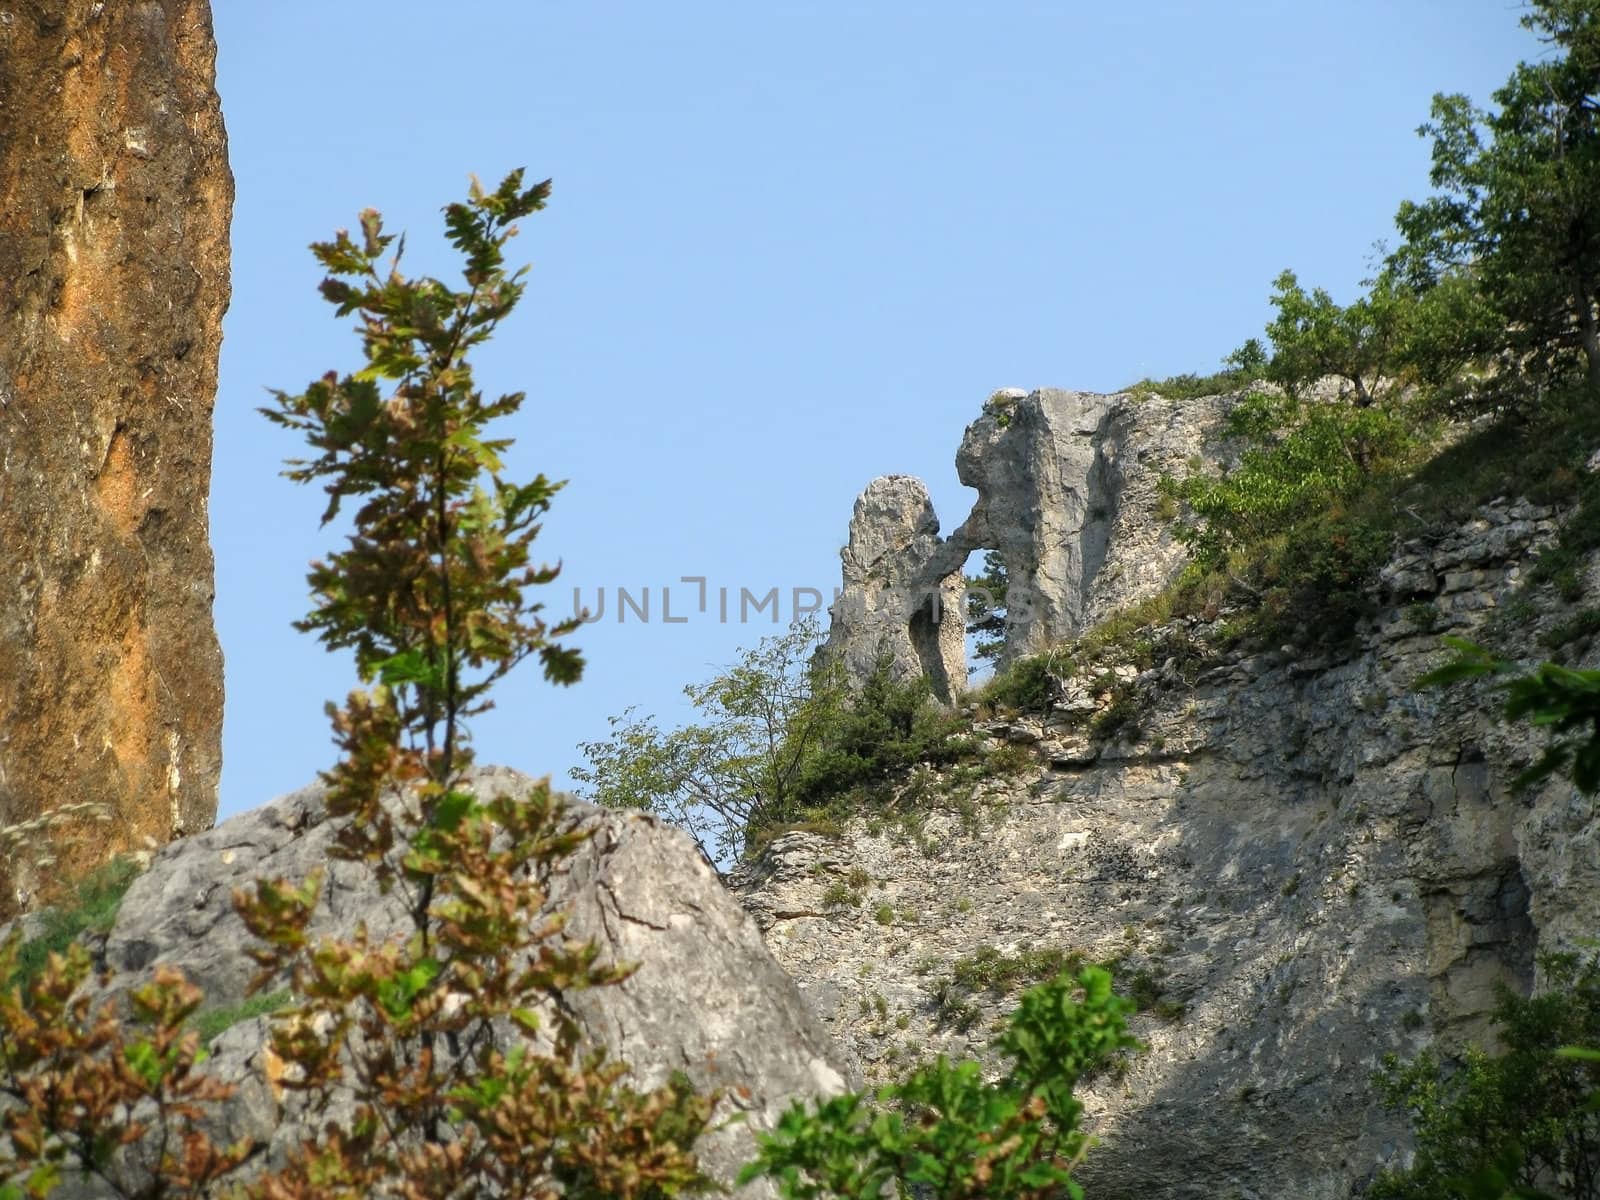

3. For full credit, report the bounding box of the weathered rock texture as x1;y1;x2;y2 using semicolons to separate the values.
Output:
0;0;231;917
818;476;967;702
743;496;1598;1198
821;388;1235;696
48;767;849;1196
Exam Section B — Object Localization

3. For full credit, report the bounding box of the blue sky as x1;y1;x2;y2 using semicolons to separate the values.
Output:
210;2;1531;820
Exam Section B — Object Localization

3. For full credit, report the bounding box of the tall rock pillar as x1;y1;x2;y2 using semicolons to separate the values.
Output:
0;1;231;916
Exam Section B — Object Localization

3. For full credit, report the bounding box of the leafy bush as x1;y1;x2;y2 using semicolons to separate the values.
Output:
1260;269;1416;405
1159;384;1426;647
741;966;1142;1200
949;945;1084;997
0;173;715;1199
1370;953;1600;1200
791;657;977;812
1173;392;1417;569
579;632;978;861
977;650;1071;714
576;619;849;863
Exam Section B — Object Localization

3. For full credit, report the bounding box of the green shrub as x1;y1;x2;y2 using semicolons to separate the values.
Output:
983;743;1037;776
791;656;977;811
821;881;862;910
742;967;1142;1199
1090;682;1143;742
978;651;1069;714
577;618;849;863
1173;393;1417;569
1371;953;1600;1200
1124;968;1187;1023
949;945;1084;996
1404;601;1439;632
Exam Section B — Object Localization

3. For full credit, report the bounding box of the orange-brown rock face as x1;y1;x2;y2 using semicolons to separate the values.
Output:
0;1;231;917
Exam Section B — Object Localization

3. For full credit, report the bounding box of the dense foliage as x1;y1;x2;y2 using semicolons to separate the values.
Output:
0;174;715;1200
742;966;1142;1200
1144;0;1600;651
1260;269;1414;406
1371;954;1600;1200
577;625;977;862
1391;0;1600;390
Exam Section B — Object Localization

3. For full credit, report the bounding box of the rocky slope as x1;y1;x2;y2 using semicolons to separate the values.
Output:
744;390;1598;1198
6;767;849;1197
0;0;232;919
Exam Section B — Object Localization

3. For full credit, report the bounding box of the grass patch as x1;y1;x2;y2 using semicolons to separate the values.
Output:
949;945;1085;995
5;857;143;992
191;988;293;1044
1121;366;1261;402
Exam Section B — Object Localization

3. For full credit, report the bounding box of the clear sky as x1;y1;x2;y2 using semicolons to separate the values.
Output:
209;2;1533;820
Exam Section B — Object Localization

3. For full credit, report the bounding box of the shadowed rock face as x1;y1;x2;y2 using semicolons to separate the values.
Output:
0;1;232;917
744;499;1589;1199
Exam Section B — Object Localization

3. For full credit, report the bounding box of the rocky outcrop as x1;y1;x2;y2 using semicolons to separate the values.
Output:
741;498;1596;1199
43;767;849;1195
820;388;1234;695
0;1;231;918
818;476;967;702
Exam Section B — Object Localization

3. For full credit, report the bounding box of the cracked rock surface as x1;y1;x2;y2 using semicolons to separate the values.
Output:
42;766;848;1195
0;0;231;919
820;388;1237;691
743;500;1599;1199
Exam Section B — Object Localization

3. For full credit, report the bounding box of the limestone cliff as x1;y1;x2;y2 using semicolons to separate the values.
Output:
747;390;1598;1197
0;0;231;917
820;388;1235;698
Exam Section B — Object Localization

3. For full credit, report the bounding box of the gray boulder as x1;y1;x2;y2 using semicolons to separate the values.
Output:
53;766;849;1194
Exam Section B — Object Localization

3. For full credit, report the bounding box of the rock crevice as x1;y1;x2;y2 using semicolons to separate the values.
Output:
746;484;1592;1199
